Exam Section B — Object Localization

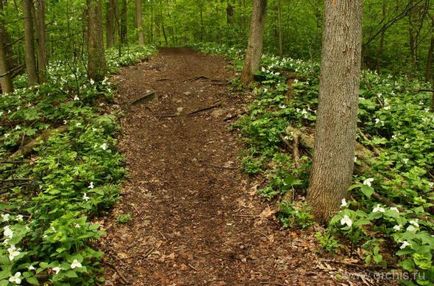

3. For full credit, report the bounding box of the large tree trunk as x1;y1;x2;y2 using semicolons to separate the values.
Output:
0;27;13;93
87;0;106;81
120;0;128;44
0;0;13;93
106;0;118;48
240;0;267;85
135;0;144;45
307;0;363;223
34;0;47;82
23;0;38;86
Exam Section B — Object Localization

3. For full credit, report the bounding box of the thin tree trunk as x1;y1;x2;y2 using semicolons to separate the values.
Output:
135;0;144;45
106;0;117;48
0;0;13;93
34;0;47;82
23;0;38;86
241;0;267;85
307;0;363;222
277;0;283;56
227;1;234;24
120;0;128;44
87;0;106;81
199;4;204;41
0;29;13;93
427;16;433;111
408;0;418;67
376;0;386;72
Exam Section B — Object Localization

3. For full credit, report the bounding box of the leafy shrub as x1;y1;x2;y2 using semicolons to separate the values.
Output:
0;45;156;285
196;42;434;285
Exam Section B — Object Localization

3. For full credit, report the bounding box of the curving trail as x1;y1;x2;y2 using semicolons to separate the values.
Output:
100;48;362;286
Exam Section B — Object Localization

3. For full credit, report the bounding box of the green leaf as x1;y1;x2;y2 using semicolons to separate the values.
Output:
26;276;40;285
360;185;374;198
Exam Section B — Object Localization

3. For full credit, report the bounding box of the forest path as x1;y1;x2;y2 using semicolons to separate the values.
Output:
100;48;349;286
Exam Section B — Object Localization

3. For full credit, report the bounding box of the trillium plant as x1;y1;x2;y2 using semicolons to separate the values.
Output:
195;43;434;285
0;45;156;285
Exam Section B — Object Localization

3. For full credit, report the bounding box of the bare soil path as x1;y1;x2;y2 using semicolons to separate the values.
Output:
100;48;362;286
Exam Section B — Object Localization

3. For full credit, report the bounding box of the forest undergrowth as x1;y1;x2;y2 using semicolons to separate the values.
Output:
0;42;433;285
0;46;155;285
195;43;434;285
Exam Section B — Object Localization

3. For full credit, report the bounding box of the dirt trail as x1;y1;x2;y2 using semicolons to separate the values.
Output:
100;48;359;286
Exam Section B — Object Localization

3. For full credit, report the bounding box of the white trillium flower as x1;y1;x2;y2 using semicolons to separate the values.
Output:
389;207;399;213
340;198;348;208
363;178;374;187
100;143;108;150
83;193;90;201
70;259;82;269
2;214;10;222
28;265;36;271
409;219;419;227
372;204;385;213
406;225;418;233
88;182;94;189
3;226;13;239
90;79;95;85
400;241;411;249
393;225;402;231
340;215;353;227
8;272;21;284
16;215;23;222
8;245;21;261
73;95;80;101
52;267;61;274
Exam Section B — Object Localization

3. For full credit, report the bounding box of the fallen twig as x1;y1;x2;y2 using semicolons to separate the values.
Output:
11;126;68;158
128;90;156;106
188;101;222;116
188;263;198;271
104;262;130;285
190;75;209;81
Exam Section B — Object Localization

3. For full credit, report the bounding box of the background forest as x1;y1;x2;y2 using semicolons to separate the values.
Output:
0;0;433;285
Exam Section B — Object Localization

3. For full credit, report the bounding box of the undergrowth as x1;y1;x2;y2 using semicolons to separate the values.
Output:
196;42;434;285
0;45;155;285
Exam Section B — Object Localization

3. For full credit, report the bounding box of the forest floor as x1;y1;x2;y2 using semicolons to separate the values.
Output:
99;48;371;286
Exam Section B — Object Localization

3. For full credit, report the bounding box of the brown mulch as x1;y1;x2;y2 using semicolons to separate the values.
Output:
99;48;384;286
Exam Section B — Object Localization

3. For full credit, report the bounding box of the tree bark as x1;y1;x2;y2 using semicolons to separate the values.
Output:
23;0;38;86
34;0;47;82
276;0;283;56
106;0;118;48
376;0;386;72
120;0;128;44
307;0;363;223
0;0;13;93
87;0;106;81
135;0;144;45
426;15;433;111
0;28;13;93
241;0;267;85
